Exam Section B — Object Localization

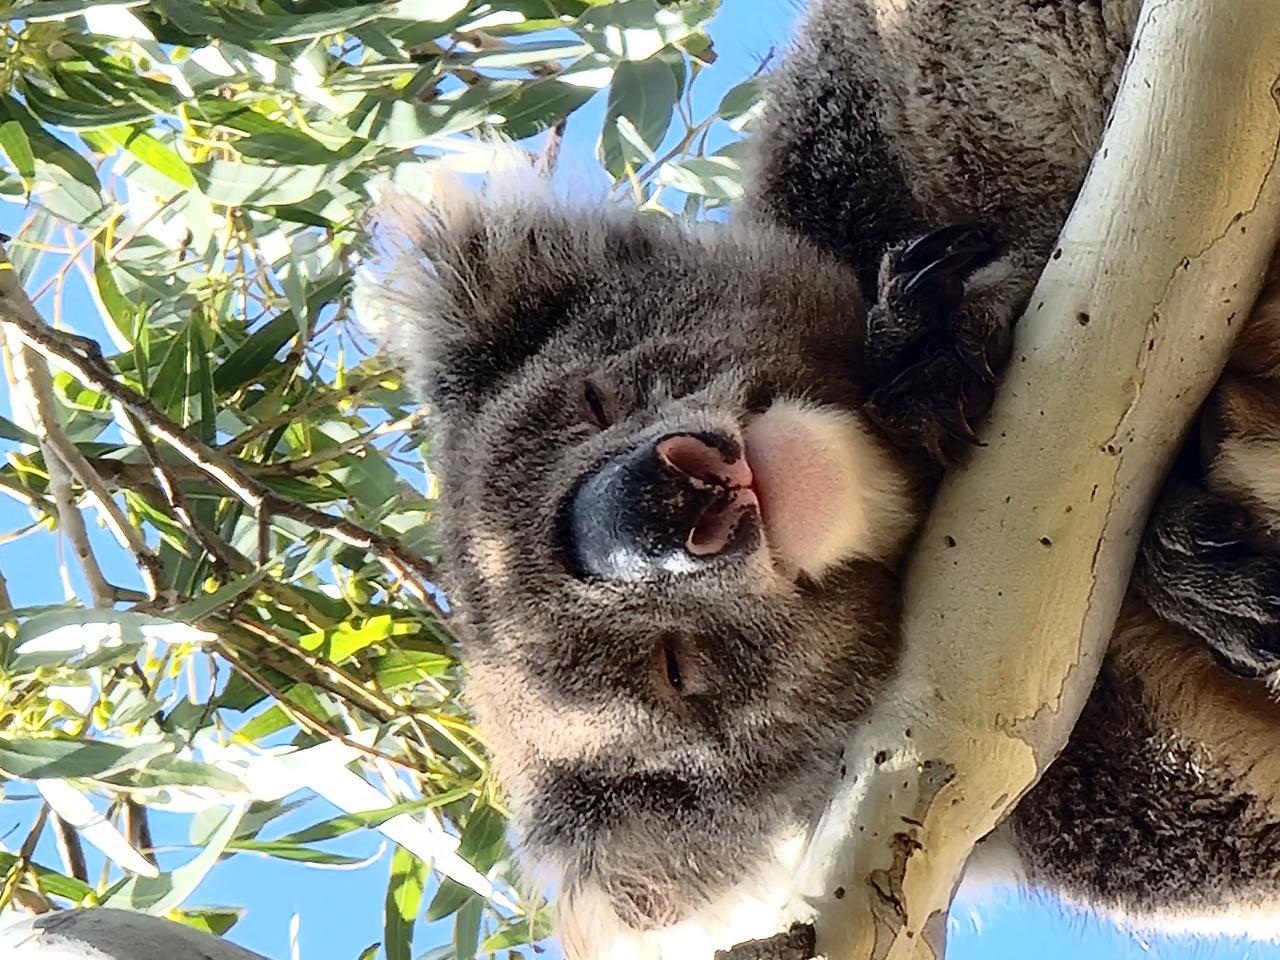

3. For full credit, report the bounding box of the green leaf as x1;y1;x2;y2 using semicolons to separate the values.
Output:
0;737;174;781
2;0;146;23
229;5;396;44
657;154;745;199
299;614;410;663
718;75;766;128
0;414;36;444
599;56;677;178
489;77;597;141
213;276;348;391
0;853;95;903
187;319;217;443
275;790;475;845
575;0;718;61
168;908;244;938
0;94;100;188
194;160;342;208
353;83;503;148
371;650;452;689
106;756;247;794
481;919;541;951
20;79;154;130
384;844;427;960
453;895;483;960
224;841;372;865
90;240;138;341
0;119;36;187
102;805;246;914
95;125;195;189
449;38;594;68
425;804;508;921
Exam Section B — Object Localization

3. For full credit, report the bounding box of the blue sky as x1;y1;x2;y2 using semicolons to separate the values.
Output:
2;1;1280;958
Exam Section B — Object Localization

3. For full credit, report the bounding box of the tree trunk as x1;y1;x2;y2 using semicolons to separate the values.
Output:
776;2;1280;957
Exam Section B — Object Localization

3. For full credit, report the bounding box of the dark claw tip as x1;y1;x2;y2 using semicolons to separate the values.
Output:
956;345;998;384
898;223;1002;272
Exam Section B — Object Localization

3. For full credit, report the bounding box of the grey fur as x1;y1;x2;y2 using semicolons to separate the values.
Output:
358;0;1280;952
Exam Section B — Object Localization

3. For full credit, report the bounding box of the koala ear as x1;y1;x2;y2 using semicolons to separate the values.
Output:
354;163;618;411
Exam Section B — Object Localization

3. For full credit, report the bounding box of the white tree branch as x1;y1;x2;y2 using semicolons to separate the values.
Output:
0;248;165;603
773;3;1280;958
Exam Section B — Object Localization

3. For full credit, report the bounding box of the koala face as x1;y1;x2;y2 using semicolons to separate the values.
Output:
356;172;925;945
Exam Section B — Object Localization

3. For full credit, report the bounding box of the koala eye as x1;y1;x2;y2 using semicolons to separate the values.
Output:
662;635;685;693
580;379;616;429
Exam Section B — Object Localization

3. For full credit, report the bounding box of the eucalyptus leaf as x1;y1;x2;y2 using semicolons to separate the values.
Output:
0;737;174;781
599;56;677;178
384;844;427;960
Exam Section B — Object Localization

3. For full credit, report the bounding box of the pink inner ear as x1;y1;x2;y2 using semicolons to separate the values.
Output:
657;435;754;489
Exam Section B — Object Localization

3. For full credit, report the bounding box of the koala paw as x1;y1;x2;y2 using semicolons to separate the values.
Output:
1135;483;1280;678
862;223;1011;466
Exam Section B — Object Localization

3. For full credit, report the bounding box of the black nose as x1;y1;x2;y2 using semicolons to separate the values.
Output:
566;432;759;580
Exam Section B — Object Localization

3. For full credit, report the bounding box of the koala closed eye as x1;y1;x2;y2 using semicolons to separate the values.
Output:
580;379;616;430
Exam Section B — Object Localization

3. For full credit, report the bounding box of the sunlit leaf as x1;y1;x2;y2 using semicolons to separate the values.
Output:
599;56;677;178
384;844;427;960
575;0;718;61
0;119;36;187
2;0;146;23
0;737;174;780
20;79;154;130
101;804;246;914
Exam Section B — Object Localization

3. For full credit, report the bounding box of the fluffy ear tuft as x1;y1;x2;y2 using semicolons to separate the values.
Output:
354;155;623;411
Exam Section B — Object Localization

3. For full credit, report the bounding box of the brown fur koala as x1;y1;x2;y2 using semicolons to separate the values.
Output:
356;0;1280;955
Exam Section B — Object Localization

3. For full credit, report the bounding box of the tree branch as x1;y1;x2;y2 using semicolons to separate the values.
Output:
762;3;1280;958
1;321;114;607
0;255;445;617
2;246;169;601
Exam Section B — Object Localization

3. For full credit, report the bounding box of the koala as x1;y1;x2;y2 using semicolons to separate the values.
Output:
355;0;1280;955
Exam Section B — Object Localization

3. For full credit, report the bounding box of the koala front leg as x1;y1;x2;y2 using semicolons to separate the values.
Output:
861;225;1034;466
1134;482;1280;678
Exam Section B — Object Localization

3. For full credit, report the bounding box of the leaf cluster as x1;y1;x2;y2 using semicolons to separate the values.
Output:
0;0;765;956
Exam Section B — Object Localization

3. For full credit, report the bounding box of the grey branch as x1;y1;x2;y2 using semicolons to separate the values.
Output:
1;909;270;960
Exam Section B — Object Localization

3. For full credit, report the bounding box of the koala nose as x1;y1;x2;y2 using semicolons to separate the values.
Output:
566;431;759;580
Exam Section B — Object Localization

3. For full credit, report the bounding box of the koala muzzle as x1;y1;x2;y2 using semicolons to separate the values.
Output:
566;431;760;579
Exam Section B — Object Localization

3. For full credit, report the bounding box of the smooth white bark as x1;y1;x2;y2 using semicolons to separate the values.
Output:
782;2;1280;957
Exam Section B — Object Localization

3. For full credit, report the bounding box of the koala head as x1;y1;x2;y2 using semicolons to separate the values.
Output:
356;167;927;952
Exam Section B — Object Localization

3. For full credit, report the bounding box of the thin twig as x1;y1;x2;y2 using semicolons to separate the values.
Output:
122;406;234;579
2;324;113;606
231;615;402;723
1;246;166;600
254;412;423;476
122;801;157;869
50;813;88;883
221;374;382;455
0;272;444;616
213;638;420;774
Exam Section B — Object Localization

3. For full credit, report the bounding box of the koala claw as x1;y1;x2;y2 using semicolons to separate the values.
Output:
953;336;999;385
863;222;1008;465
864;352;993;465
896;222;1001;275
